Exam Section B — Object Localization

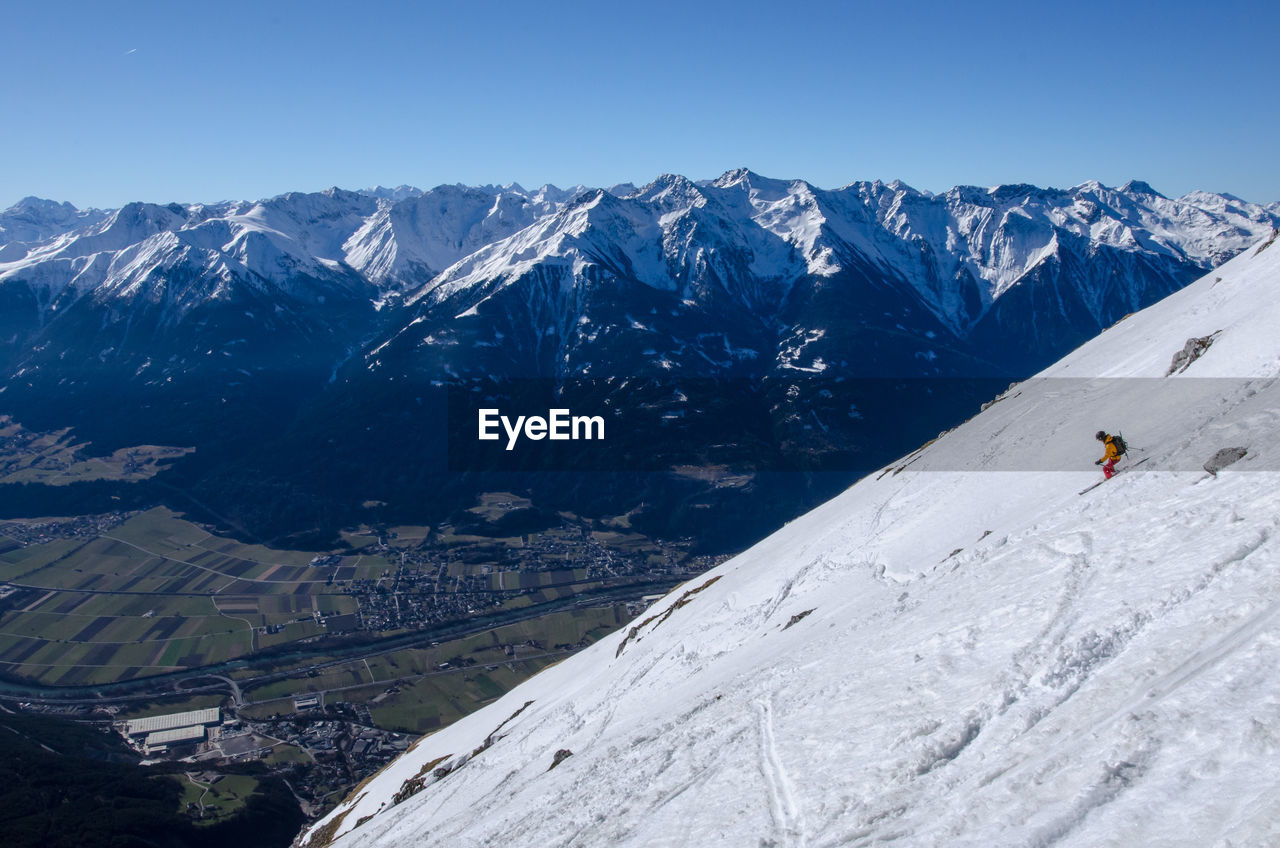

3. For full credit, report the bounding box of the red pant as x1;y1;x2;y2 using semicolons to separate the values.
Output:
1103;458;1116;479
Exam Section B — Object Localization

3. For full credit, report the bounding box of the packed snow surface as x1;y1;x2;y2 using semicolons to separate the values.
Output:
302;232;1280;847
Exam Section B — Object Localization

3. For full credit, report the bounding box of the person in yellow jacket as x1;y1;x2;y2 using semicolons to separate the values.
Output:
1095;430;1121;479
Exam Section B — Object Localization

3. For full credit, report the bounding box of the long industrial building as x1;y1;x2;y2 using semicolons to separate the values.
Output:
144;724;207;752
124;707;220;737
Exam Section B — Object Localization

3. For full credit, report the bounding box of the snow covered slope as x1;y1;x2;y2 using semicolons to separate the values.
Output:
300;230;1280;847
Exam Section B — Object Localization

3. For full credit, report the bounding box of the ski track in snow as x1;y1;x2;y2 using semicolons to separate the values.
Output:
757;695;807;848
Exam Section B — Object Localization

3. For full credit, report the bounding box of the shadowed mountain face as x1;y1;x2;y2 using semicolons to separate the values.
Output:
0;175;1274;550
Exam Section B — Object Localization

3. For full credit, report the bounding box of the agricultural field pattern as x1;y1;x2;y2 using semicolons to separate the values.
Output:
0;501;709;693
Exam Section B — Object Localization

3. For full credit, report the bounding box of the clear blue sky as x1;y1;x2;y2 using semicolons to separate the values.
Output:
3;0;1277;209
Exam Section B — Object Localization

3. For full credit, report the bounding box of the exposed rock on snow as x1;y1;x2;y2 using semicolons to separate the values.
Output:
1167;332;1220;375
1204;447;1248;476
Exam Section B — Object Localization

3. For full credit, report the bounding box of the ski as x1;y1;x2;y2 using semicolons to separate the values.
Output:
1078;457;1150;495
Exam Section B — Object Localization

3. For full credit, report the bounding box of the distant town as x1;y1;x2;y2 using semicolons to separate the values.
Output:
0;504;723;638
89;702;408;818
0;498;729;824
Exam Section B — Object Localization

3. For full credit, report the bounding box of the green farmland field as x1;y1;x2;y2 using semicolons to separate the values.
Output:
0;508;369;685
0;499;652;750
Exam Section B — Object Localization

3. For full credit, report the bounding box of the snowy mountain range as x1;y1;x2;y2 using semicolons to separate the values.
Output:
298;224;1280;847
0;174;1275;544
2;173;1275;386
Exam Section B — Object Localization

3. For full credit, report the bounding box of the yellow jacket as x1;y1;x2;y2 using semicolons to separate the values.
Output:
1099;436;1121;464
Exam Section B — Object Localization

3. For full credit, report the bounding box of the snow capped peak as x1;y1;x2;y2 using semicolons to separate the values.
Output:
360;185;423;202
1119;179;1165;198
883;178;921;194
642;172;698;191
630;173;706;209
709;166;754;187
341;182;574;287
302;230;1280;848
321;186;362;201
0;196;109;248
51;200;192;258
567;186;609;206
531;183;591;205
8;195;77;213
987;182;1062;201
708;167;800;200
1070;178;1108;194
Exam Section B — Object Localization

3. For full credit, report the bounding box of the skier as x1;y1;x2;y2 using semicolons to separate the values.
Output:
1094;430;1122;480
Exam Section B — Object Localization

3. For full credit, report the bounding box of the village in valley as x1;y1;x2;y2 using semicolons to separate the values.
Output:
92;702;411;820
0;493;727;823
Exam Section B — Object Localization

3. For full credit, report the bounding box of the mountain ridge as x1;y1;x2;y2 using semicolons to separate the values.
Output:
3;176;1272;349
1;174;1275;550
